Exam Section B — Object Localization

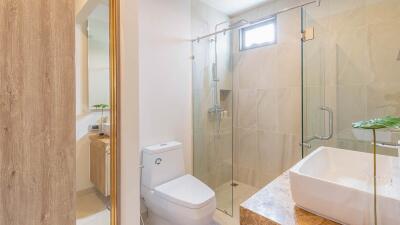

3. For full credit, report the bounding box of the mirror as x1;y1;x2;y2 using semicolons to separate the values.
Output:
75;0;118;224
88;4;110;110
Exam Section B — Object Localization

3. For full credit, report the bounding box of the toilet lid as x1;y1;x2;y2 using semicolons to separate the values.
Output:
154;174;215;209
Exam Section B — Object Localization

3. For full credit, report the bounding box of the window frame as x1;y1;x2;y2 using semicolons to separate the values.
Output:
239;16;277;51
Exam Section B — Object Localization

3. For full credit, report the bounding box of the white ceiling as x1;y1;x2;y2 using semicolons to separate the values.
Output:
200;0;273;17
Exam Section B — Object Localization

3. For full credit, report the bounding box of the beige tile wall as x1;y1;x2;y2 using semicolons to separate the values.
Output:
193;0;400;192
303;0;400;155
232;0;400;188
232;7;303;188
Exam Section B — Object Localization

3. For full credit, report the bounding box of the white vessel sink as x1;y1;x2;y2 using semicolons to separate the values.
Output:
290;146;400;225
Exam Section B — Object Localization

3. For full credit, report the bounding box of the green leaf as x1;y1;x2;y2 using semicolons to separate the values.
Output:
352;116;400;130
99;104;109;109
92;104;109;109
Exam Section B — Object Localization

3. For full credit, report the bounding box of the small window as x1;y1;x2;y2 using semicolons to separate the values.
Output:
239;17;277;51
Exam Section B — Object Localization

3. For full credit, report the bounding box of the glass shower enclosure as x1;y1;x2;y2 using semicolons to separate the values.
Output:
192;0;400;221
302;0;400;156
301;0;400;224
192;30;234;215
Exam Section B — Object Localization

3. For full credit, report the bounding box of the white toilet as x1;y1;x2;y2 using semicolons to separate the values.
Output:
141;141;216;225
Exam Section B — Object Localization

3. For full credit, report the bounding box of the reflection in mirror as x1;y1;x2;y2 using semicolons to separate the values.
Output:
88;5;110;110
75;0;111;225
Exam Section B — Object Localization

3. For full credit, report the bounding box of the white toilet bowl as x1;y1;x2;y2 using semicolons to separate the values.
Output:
141;142;216;225
142;175;216;225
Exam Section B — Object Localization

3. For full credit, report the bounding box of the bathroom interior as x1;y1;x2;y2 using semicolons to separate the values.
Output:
75;1;112;224
189;0;400;224
73;0;400;224
2;0;400;225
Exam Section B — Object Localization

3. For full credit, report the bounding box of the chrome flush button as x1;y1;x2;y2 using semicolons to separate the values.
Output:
155;158;162;165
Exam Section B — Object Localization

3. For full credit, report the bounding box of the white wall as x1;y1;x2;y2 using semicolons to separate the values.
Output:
191;0;229;38
119;0;192;224
138;0;192;173
120;0;140;224
75;12;93;192
76;23;89;117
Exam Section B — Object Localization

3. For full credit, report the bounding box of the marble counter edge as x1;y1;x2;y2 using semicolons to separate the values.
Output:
239;171;339;225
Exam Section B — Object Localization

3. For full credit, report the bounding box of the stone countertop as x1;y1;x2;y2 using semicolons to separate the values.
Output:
240;172;339;225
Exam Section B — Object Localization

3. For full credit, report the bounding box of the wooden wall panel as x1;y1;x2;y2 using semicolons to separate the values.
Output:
0;0;75;225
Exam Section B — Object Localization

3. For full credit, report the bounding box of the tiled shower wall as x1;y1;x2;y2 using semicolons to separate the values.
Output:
303;0;400;155
231;0;400;188
334;0;400;154
232;4;303;188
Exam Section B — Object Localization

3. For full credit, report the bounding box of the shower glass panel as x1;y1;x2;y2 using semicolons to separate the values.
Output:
192;31;234;216
302;0;400;223
301;7;330;156
192;5;304;217
302;0;400;156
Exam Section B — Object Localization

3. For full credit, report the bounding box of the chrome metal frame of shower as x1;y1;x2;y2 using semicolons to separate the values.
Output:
208;19;249;114
192;0;321;42
208;21;226;115
208;21;228;135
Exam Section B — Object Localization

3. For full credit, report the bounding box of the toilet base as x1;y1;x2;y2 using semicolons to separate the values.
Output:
147;211;172;225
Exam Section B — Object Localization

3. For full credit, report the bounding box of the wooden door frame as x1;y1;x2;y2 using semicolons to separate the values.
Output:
109;0;120;224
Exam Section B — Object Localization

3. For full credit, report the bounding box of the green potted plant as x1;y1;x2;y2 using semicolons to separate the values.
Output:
352;116;400;225
93;103;109;136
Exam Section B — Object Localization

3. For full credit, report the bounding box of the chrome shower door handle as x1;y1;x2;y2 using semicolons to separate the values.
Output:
300;106;333;149
315;106;333;140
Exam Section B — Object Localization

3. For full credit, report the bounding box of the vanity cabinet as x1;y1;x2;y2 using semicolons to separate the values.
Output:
89;134;111;197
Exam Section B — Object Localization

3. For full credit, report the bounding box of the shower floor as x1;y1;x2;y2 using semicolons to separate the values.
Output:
213;181;258;225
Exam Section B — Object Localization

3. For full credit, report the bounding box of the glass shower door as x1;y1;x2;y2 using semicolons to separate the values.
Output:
192;32;234;216
301;7;333;156
302;0;400;156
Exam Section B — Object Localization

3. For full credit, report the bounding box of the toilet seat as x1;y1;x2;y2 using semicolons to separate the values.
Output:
142;174;216;225
154;174;215;209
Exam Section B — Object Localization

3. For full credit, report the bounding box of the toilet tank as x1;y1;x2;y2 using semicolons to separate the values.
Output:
141;141;185;189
